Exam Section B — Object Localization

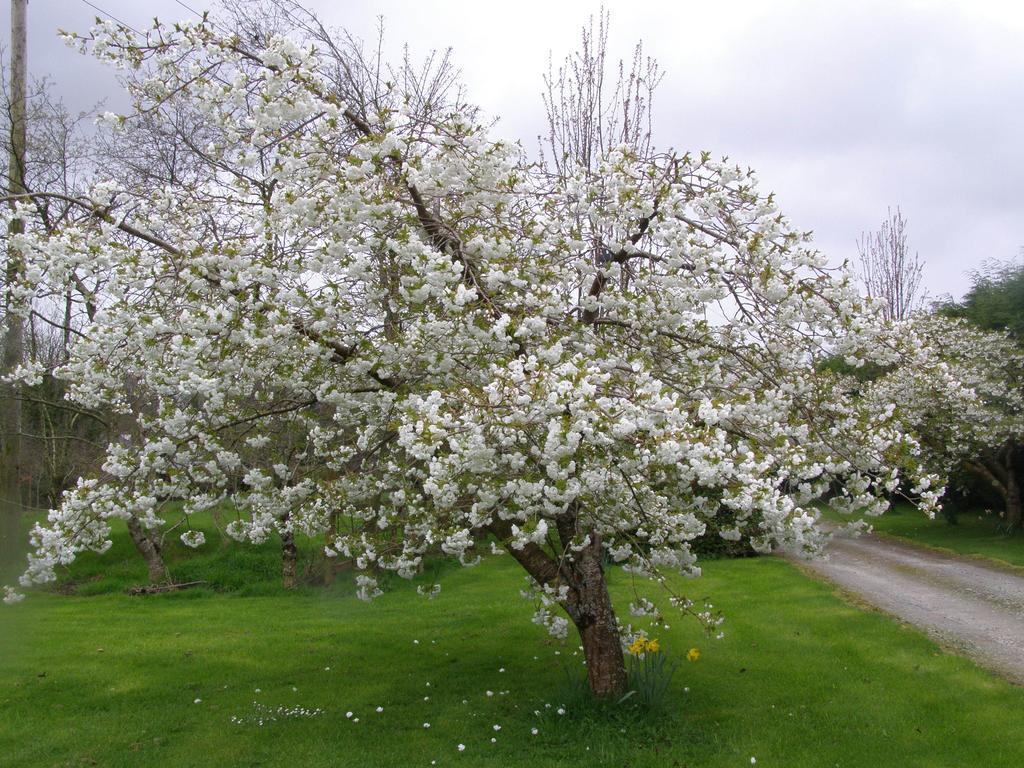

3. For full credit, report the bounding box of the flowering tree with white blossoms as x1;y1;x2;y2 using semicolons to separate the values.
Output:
863;314;1024;530
2;15;939;696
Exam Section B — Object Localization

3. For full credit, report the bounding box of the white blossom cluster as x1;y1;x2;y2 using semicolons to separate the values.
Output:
521;577;572;639
2;18;936;624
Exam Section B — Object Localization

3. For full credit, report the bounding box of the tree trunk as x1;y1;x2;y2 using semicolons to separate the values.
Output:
489;515;627;698
1004;448;1021;532
281;528;297;589
125;514;170;584
0;497;21;573
965;448;1023;533
569;542;628;697
323;508;340;585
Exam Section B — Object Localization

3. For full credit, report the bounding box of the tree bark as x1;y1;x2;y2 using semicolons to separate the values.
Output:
281;527;298;589
567;540;628;697
125;514;170;584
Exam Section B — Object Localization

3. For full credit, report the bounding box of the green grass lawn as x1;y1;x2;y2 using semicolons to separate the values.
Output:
851;503;1024;569
2;516;1024;767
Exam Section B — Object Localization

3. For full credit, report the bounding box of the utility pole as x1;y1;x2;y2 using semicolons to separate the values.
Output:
2;0;28;557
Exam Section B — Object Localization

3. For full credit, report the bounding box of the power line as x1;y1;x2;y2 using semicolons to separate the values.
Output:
79;0;142;35
173;0;227;35
172;0;207;22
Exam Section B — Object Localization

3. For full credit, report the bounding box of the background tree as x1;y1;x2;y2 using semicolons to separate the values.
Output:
540;7;661;177
939;256;1024;339
857;206;924;321
540;7;661;303
865;315;1024;531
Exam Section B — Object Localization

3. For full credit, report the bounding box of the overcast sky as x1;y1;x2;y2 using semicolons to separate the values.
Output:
5;0;1023;299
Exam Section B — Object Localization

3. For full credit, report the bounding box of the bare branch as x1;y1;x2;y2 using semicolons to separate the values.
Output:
857;206;925;321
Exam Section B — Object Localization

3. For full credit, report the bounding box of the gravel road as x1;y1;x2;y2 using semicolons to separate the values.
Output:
790;529;1024;684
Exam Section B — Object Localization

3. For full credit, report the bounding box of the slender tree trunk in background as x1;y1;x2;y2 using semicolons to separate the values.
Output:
1004;447;1021;533
281;527;297;589
62;288;73;361
0;497;20;576
322;509;339;585
1005;481;1022;532
1;0;29;567
125;514;170;584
